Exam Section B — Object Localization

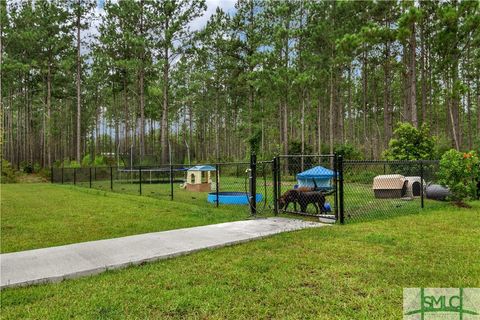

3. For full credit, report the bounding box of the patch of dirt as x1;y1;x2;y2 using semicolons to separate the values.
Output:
16;174;48;183
453;201;471;208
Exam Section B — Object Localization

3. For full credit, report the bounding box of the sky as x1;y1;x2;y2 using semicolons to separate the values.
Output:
96;0;237;31
190;0;237;30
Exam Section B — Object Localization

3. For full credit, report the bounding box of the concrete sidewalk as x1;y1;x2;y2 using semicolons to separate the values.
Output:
0;217;326;289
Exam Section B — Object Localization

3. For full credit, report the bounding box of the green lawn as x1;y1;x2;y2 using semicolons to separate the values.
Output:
0;183;255;253
1;201;479;319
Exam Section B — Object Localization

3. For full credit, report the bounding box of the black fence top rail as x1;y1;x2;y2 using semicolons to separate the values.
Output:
278;154;336;158
344;159;439;164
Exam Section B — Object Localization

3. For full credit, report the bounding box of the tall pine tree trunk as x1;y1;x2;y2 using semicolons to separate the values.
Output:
139;0;145;160
161;43;169;164
420;19;427;125
329;70;334;155
76;0;81;161
409;21;417;128
383;38;392;148
123;77;129;154
47;65;52;167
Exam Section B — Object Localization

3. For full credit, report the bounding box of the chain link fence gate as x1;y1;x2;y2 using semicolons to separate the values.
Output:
273;155;339;223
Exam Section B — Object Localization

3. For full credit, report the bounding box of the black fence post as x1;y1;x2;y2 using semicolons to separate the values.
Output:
73;168;76;185
170;164;174;201
277;156;282;203
249;153;257;216
89;167;92;188
110;167;113;190
338;155;345;224
139;167;142;196
333;155;339;220
420;161;424;209
61;167;64;184
273;157;278;215
215;164;219;208
51;167;54;183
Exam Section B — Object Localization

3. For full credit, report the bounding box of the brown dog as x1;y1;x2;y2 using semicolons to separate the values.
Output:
278;188;326;214
278;189;300;211
297;191;326;214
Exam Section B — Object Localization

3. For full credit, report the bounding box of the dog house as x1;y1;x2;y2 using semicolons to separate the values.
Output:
405;176;424;197
296;166;335;190
186;165;216;192
372;174;407;198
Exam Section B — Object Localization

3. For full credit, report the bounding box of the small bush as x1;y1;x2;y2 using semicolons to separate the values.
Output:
334;143;363;160
22;163;34;174
33;163;41;173
63;159;81;168
93;156;107;167
69;160;81;168
384;122;436;160
37;167;51;180
82;154;92;167
438;149;479;202
1;159;17;183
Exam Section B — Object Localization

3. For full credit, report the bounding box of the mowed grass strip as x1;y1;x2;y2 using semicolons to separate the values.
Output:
1;203;479;319
0;183;250;253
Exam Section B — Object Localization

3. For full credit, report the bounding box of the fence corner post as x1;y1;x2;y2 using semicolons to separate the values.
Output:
89;167;92;188
51;167;54;183
215;164;219;207
139;167;142;196
272;157;278;215
170;164;174;201
110;166;113;190
249;153;257;216
338;155;344;224
420;161;424;209
73;167;76;185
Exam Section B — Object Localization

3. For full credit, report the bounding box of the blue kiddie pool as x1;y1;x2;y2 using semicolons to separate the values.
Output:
208;192;263;205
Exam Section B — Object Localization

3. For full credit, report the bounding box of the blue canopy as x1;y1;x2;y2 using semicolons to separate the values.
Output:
187;165;216;171
296;166;335;179
296;166;335;189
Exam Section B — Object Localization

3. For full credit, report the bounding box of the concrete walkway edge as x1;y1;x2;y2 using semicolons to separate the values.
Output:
1;218;327;289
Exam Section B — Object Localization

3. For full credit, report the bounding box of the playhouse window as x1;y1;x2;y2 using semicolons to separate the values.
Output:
201;172;208;183
190;173;195;184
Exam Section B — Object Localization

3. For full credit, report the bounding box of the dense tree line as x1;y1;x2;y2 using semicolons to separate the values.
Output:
1;0;479;168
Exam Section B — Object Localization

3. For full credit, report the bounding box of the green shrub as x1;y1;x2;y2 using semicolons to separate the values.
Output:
38;167;51;180
438;149;479;202
33;162;41;173
383;122;436;160
82;154;92;167
93;156;106;167
63;159;81;168
334;143;363;160
1;159;17;183
69;160;81;168
22;163;34;174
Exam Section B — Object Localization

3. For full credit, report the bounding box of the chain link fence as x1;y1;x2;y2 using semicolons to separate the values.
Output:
51;157;444;223
342;160;441;223
51;161;275;216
